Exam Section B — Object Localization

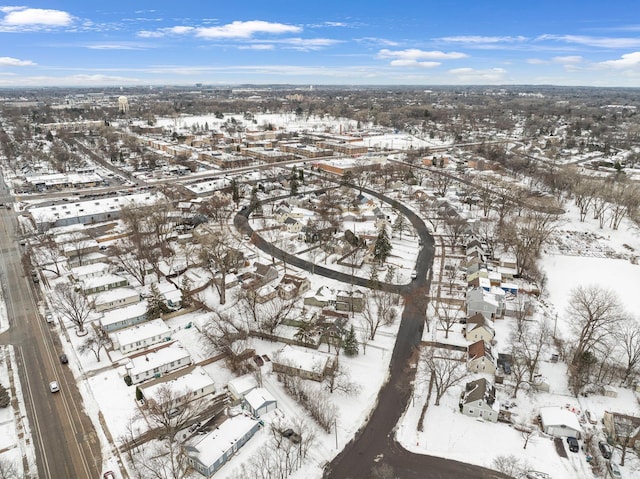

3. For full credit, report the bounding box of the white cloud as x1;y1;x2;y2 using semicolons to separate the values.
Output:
137;25;194;38
538;34;640;49
527;58;548;65
448;67;507;83
0;56;35;66
552;55;583;64
2;7;72;26
378;49;467;63
238;44;275;50
390;60;440;68
598;52;640;69
356;37;400;47
86;43;147;51
195;20;301;38
440;35;528;44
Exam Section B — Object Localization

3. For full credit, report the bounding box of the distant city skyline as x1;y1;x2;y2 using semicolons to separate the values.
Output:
0;1;639;87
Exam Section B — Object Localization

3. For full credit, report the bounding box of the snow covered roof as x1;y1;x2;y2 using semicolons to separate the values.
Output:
71;262;109;278
128;344;191;377
539;406;583;433
140;366;214;400
100;300;148;327
112;318;170;346
93;287;140;306
227;375;258;398
275;344;329;373
187;415;260;467
244;387;276;410
82;273;126;290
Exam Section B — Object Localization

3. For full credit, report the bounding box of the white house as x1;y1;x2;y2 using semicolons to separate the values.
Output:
94;287;140;312
111;318;171;354
127;344;192;385
138;366;216;408
539;406;583;439
99;300;148;333
243;387;277;417
185;415;261;478
81;273;128;295
227;375;258;400
71;262;109;282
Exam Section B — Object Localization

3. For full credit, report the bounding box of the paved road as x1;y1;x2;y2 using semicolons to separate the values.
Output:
236;183;509;479
0;175;101;479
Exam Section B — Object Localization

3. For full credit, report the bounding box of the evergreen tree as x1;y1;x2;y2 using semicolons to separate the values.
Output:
0;383;9;407
373;226;392;264
249;186;262;215
147;283;171;318
290;167;299;196
392;211;407;240
343;325;359;356
231;179;240;205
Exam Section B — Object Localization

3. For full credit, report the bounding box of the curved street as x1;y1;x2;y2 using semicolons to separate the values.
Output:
235;183;509;479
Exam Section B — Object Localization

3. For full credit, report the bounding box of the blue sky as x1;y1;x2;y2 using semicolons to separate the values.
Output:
0;1;639;87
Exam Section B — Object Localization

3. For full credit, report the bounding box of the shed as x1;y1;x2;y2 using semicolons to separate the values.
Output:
243;387;277;417
227;375;258;400
603;385;618;398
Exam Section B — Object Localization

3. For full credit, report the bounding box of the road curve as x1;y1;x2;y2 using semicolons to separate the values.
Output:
234;183;509;479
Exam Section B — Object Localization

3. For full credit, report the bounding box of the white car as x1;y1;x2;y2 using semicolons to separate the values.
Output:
411;270;417;279
45;313;54;324
49;381;60;393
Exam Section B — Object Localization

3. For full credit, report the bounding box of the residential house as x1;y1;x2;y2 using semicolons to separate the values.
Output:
539;406;583;439
272;345;336;382
127;344;192;385
243;387;277;417
227;375;258;401
464;313;495;343
185;416;261;478
467;340;497;374
255;284;278;303
278;274;311;300
81;273;128;295
99;300;148;333
70;262;109;282
284;216;302;233
603;411;640;452
304;285;335;308
466;288;504;320
335;289;365;313
110;318;172;354
459;378;499;423
137;366;216;408
94;287;140;312
254;262;279;284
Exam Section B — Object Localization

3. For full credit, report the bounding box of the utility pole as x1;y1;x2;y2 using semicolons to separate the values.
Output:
334;418;338;449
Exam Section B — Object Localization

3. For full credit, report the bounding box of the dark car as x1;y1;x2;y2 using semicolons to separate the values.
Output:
59;354;68;364
281;428;301;444
253;355;264;367
598;441;612;459
566;436;579;453
261;354;271;362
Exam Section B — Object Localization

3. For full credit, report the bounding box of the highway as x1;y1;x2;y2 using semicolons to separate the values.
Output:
0;173;102;479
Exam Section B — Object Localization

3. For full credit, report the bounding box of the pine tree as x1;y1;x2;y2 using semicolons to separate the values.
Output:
0;384;9;408
290;167;299;196
343;325;359;357
231;179;240;205
147;283;171;319
373;226;392;264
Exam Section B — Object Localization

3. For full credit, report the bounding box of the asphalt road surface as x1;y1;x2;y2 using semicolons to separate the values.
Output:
237;183;510;479
0;174;102;479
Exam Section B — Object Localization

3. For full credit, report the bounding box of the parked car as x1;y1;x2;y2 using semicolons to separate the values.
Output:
188;422;202;433
411;270;417;279
45;313;54;324
585;410;597;424
253;355;264;367
608;462;621;478
59;354;68;364
598;441;612;459
526;472;551;479
103;472;115;479
566;436;579;453
281;428;301;444
49;381;60;393
261;354;271;362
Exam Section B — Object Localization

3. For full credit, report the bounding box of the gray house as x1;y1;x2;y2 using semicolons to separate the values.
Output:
459;378;499;423
185;416;261;478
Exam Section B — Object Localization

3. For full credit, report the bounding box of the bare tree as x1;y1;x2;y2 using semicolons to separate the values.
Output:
0;458;19;479
78;327;110;361
109;238;153;286
431;172;455;197
53;283;93;335
324;360;361;396
616;319;640;386
200;310;250;361
361;289;398;340
492;454;530;478
520;319;552;382
422;347;466;406
442;217;468;252
567;285;624;394
196;226;243;305
435;302;464;339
